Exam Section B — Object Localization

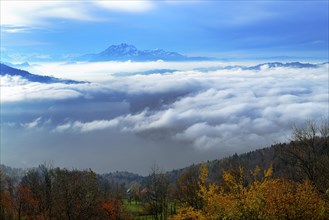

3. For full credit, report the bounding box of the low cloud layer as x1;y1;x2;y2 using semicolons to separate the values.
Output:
1;61;328;174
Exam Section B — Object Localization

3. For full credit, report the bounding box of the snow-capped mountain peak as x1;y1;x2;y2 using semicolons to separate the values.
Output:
101;43;139;56
75;43;212;62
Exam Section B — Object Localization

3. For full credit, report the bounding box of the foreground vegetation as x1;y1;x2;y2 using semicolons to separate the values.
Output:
1;120;328;219
171;165;328;219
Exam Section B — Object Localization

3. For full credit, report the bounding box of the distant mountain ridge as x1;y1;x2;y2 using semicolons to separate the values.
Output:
0;63;82;84
74;43;213;62
246;61;322;70
195;61;327;72
3;61;31;69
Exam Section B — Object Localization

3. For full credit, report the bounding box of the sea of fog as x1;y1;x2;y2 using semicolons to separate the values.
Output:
1;61;328;175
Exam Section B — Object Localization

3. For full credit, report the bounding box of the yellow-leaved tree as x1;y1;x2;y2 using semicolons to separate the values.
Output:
170;164;328;219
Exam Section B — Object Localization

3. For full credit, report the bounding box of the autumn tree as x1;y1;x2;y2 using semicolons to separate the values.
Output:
0;170;16;219
144;164;171;220
18;167;53;219
218;165;327;219
280;119;329;192
255;179;326;219
175;165;203;210
1;165;136;219
51;168;102;220
171;164;328;219
101;196;129;220
168;206;205;220
197;163;222;219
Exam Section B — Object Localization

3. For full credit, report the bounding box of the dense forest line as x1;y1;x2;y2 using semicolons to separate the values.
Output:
1;120;328;219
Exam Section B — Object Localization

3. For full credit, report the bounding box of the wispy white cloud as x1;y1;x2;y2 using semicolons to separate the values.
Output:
21;117;43;129
54;119;120;133
1;26;31;33
0;0;155;30
93;1;154;13
1;1;96;27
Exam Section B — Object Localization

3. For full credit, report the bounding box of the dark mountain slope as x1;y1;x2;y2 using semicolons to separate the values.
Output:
0;63;82;84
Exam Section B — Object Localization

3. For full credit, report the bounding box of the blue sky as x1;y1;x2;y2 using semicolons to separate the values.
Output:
1;0;328;61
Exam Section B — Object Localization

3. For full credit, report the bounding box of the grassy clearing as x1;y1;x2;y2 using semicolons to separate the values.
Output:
124;199;145;213
123;199;177;219
123;199;154;219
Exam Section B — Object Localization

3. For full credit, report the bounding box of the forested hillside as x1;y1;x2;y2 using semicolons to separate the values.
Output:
1;120;328;219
